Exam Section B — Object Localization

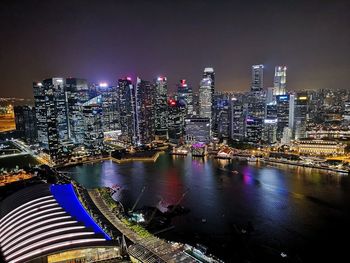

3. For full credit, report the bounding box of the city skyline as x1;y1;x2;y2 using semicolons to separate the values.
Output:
1;0;349;98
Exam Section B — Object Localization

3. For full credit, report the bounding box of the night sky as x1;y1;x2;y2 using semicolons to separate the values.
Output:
1;0;349;98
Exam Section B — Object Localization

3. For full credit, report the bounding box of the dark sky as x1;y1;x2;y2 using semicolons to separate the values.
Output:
1;0;349;98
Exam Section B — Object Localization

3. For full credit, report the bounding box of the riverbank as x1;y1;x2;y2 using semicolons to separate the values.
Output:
261;157;349;174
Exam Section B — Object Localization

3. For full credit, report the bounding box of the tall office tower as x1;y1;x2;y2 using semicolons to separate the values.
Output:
14;105;37;143
192;92;200;116
230;95;246;141
95;82;119;132
177;79;193;115
135;77;156;145
33;78;67;161
251;65;264;92
246;91;266;143
263;101;277;144
65;78;89;144
117;78;136;145
199;77;212;119
288;94;295;130
294;92;309;140
203;67;215;135
184;117;211;144
273;66;287;95
82;95;104;155
154;77;168;140
266;87;275;104
213;93;230;139
168;98;185;144
276;95;290;140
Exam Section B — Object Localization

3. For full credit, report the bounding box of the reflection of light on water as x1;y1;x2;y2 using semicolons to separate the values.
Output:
243;174;253;185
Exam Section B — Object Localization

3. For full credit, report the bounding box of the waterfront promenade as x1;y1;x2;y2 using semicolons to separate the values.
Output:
88;189;194;263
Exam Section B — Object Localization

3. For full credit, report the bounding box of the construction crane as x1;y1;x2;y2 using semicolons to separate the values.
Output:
170;188;189;213
129;186;146;213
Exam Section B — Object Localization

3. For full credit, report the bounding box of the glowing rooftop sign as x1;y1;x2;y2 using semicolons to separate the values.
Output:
99;82;108;88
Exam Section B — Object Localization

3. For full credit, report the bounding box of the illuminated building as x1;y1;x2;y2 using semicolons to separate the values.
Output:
154;77;168;140
251;64;264;92
276;94;290;140
14;105;37;143
135;77;155;145
273;66;287;95
177;79;193;116
246;117;263;143
95;82;119;133
230;95;245;141
33;78;67;161
293;139;346;156
184;117;211;144
168;98;185;143
199;77;212;119
65;78;89;144
117;78;136;145
246;91;265;143
213;93;230;139
263;101;277;144
82;96;104;155
294;92;309;139
199;67;217;137
281;127;293;145
0;184;120;263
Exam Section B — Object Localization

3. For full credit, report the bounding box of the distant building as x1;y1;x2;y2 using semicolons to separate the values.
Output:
199;77;212;119
246;91;265;143
168;98;185;144
263;101;277;144
230;96;245;141
203;67;215;134
95;82;119;132
33;78;67;161
213;93;230;139
14;105;37;143
294;92;309;139
154;77;168;140
184;117;211;144
177;79;193;116
251;65;264;92
65;78;89;144
117;78;136;145
82;95;104;155
276;94;290;140
281;127;293;145
293;139;346;156
135;77;155;145
273;66;287;95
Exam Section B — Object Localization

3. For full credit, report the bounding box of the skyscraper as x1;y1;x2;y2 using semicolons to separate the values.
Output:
273;66;287;95
33;78;68;161
177;79;193;115
65;78;89;144
135;77;155;145
82;95;104;155
168;98;185;144
203;67;215;135
154;77;168;140
14;105;37;143
251;65;264;92
276;95;290;140
117;77;136;145
199;77;212;119
294;92;309;139
230;95;245;141
95;82;119;132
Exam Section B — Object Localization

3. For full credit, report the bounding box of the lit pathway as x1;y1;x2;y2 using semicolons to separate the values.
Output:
88;190;195;263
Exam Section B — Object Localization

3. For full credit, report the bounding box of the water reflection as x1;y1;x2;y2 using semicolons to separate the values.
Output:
63;155;350;262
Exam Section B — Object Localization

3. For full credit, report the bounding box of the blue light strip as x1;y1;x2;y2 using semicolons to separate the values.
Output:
50;184;111;240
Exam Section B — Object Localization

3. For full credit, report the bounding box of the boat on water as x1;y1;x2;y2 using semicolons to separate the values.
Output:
232;170;239;174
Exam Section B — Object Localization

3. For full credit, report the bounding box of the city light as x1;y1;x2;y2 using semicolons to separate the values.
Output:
99;82;108;87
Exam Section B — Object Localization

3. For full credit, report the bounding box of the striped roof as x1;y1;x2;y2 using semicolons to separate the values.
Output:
0;184;112;263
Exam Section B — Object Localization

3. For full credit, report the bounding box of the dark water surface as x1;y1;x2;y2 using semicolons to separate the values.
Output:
63;154;350;262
